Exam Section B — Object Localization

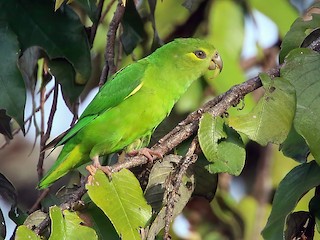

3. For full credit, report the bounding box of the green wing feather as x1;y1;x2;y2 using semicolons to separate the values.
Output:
56;60;147;146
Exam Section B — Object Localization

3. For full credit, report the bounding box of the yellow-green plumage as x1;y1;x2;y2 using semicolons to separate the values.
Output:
38;38;223;189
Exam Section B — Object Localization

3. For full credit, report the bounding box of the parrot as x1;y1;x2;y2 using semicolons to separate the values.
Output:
38;38;223;189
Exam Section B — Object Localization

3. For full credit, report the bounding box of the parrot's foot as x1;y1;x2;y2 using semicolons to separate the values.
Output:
89;156;113;180
127;148;163;162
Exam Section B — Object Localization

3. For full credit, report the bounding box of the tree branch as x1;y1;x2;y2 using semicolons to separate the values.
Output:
99;0;126;86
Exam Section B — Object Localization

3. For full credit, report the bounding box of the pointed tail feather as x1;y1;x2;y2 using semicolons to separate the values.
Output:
38;144;87;189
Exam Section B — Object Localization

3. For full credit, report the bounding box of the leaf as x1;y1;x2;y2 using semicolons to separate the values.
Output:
49;59;84;106
198;114;245;176
309;195;320;234
15;225;41;240
281;48;320;164
192;155;218;201
144;155;181;212
80;203;118;240
86;169;152;240
0;173;17;206
284;211;315;240
2;0;91;84
228;73;296;146
76;0;99;23
198;114;226;161
280;126;309;163
279;3;320;62
146;155;195;240
0;110;12;139
0;23;26;133
49;206;98;240
262;161;320;240
120;0;146;54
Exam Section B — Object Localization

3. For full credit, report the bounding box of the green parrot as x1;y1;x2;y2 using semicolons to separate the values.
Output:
38;38;223;189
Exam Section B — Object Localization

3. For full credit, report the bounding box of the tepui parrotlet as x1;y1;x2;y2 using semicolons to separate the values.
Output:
38;38;223;189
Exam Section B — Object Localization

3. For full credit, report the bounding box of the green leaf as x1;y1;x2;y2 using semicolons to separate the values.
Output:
81;203;119;240
145;155;182;213
86;169;152;240
49;59;84;106
49;206;98;240
309;195;320;234
193;155;218;201
121;0;146;54
2;0;91;84
15;225;41;240
281;49;320;164
198;113;245;176
0;110;12;139
280;126;309;163
279;3;320;62
262;161;320;240
0;23;25;133
76;0;99;23
228;73;296;146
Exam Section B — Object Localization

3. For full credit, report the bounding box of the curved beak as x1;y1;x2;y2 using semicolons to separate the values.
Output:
209;52;223;72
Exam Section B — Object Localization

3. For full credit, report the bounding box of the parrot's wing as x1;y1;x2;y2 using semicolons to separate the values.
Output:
56;60;148;146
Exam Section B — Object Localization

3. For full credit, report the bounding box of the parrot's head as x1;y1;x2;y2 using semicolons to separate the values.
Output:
154;38;223;78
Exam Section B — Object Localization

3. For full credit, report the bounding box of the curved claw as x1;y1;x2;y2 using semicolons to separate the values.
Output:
127;148;163;162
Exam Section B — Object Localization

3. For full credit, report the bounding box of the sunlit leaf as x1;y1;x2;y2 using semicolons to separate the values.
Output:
86;169;152;240
228;73;295;146
281;48;320;164
49;206;98;240
15;225;40;240
262;161;320;240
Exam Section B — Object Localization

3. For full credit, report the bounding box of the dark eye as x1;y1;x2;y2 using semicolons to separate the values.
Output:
194;50;206;59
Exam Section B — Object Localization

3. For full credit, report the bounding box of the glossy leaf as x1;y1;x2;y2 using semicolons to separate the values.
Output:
15;225;40;240
49;206;98;240
86;169;152;240
198;113;245;176
228;73;295;146
279;3;320;62
281;48;320;164
0;24;25;133
262;161;320;240
2;0;91;84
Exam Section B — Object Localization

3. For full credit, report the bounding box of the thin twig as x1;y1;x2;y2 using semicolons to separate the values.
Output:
99;0;126;86
89;0;105;46
37;82;59;182
163;138;199;240
100;0;116;23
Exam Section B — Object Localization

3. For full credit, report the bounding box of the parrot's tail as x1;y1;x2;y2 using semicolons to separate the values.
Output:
38;144;86;189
